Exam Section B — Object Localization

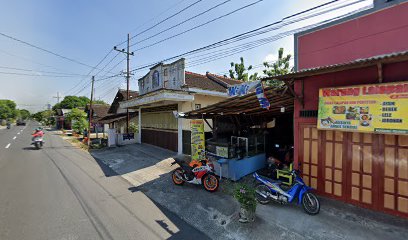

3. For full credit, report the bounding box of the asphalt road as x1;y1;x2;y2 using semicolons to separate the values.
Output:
0;121;209;240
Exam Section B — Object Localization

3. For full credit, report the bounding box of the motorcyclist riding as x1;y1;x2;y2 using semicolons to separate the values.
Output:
32;127;44;141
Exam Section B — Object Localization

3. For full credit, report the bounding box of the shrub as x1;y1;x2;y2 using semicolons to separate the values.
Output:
233;184;257;212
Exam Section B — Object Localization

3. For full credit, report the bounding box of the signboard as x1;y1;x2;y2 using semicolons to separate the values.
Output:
317;82;408;134
216;146;229;158
122;133;135;140
191;120;205;161
228;80;270;109
228;80;260;97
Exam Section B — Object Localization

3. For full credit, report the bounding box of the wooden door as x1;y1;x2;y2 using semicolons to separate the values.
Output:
349;132;376;206
381;135;408;216
301;125;319;190
323;131;345;198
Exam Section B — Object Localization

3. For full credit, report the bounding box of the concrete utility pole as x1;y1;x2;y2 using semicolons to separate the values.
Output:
114;34;134;134
53;92;61;103
88;76;95;146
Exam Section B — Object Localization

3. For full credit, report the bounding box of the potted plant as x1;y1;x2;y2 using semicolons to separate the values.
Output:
233;184;257;223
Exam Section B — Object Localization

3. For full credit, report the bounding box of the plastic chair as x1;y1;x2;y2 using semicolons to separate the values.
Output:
276;163;293;185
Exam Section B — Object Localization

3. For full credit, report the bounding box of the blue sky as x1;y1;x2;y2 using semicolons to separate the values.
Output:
0;0;372;112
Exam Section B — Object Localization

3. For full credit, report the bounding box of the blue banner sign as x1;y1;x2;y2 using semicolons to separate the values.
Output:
228;80;260;97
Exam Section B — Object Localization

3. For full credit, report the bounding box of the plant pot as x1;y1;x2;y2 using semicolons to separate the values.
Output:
239;207;255;223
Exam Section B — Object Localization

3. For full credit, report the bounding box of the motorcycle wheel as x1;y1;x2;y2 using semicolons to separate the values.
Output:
35;142;41;150
255;184;271;204
203;174;219;192
172;168;184;186
302;192;320;215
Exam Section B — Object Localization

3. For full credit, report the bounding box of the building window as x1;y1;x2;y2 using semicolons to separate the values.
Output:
152;70;160;88
195;104;201;110
164;68;168;76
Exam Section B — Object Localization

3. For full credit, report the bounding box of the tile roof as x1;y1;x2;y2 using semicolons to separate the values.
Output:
184;71;242;93
108;89;139;114
85;104;111;122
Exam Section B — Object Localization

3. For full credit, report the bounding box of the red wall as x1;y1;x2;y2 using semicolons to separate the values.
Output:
298;2;408;70
293;60;408;166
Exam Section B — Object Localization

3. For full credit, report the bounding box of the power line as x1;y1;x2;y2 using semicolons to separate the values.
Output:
132;0;265;51
65;49;114;95
0;32;95;69
115;0;190;47
134;0;232;46
130;0;367;72
129;0;204;42
0;71;90;78
0;66;88;76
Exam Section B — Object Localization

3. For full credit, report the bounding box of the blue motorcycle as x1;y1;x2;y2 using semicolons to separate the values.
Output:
253;169;320;215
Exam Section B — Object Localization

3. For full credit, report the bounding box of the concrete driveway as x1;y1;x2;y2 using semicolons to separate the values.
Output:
91;143;408;240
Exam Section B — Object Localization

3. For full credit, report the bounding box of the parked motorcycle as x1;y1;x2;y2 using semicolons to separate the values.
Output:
253;169;320;215
171;158;219;192
6;123;11;129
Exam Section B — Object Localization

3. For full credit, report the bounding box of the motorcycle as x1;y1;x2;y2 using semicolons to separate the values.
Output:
31;137;44;149
171;157;219;192
253;169;320;215
6;123;11;129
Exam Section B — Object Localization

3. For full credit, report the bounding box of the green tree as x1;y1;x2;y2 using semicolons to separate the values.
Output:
225;57;258;82
32;110;54;126
53;96;90;110
19;109;31;120
0;100;18;120
263;48;293;87
53;96;107;110
66;108;88;134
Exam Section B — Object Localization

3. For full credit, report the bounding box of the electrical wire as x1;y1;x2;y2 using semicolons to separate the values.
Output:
134;0;232;45
0;32;95;69
0;66;88;76
132;0;265;51
130;0;369;72
115;0;190;46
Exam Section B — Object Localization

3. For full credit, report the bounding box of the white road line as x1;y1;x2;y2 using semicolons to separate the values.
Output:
13;136;16;140
17;132;20;135
5;143;10;149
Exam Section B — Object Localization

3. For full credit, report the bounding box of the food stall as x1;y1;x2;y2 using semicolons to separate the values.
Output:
184;82;295;181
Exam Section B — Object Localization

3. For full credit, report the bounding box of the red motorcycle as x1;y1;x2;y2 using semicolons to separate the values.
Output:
171;158;219;192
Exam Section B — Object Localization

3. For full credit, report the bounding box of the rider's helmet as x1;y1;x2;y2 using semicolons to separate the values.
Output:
35;127;43;131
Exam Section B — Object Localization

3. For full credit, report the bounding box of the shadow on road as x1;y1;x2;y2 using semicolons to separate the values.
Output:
22;147;39;151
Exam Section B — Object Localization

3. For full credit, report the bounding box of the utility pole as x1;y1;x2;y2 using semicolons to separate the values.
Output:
88;76;95;146
53;92;61;103
114;33;134;134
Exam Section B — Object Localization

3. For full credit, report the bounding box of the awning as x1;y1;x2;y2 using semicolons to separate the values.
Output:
185;84;295;119
98;112;138;124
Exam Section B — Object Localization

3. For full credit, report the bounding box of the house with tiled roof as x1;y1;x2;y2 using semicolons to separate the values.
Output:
120;58;241;154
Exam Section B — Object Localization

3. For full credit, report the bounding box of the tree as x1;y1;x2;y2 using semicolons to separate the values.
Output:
32;110;54;126
53;96;90;110
53;96;107;110
263;48;293;87
66;108;88;134
225;57;258;82
0;100;18;120
19;109;31;120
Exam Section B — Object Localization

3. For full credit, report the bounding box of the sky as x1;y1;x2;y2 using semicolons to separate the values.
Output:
0;0;373;112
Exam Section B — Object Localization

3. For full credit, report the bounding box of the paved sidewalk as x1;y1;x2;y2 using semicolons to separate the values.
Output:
91;144;408;240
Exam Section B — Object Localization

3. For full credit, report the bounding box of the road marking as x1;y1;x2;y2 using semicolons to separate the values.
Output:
5;143;10;149
17;132;20;135
13;136;16;140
